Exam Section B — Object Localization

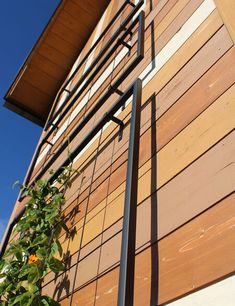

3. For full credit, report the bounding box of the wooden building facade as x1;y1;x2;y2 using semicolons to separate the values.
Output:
2;0;235;305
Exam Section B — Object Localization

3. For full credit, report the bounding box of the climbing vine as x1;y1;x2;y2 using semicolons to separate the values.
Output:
0;166;75;306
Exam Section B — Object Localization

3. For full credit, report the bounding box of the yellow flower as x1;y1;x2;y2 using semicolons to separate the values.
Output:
28;254;39;264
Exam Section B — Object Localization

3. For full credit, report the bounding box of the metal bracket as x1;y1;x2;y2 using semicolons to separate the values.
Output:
110;84;124;96
120;39;132;52
109;86;125;109
107;113;124;141
128;0;136;8
121;25;133;39
121;39;132;57
45;140;53;146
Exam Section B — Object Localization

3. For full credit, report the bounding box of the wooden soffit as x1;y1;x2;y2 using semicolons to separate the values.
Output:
4;0;110;126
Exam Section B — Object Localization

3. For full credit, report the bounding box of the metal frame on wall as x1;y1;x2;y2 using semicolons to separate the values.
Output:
45;0;144;130
18;6;145;197
20;10;144;193
0;3;145;305
117;78;142;306
0;79;143;306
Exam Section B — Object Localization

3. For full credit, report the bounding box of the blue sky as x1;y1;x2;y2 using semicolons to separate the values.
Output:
0;1;60;241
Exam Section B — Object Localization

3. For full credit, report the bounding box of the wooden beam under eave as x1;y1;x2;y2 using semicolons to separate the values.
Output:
214;0;235;43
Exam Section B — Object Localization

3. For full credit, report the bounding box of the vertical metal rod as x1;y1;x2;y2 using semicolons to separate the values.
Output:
117;78;142;306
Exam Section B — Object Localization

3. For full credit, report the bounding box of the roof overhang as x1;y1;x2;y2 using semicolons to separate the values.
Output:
4;0;110;126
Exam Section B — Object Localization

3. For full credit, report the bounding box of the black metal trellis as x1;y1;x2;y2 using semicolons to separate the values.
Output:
0;4;145;306
45;0;144;130
0;80;143;306
19;6;144;197
50;79;142;306
19;10;144;199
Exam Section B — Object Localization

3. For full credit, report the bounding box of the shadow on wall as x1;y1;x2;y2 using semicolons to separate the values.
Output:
53;250;72;300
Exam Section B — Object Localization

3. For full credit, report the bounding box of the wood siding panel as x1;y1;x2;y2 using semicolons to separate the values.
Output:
58;81;235;248
32;7;223;192
156;83;235;188
31;0;221;179
156;46;235;150
43;130;235;294
68;25;232;200
9;0;235;303
58;192;235;305
214;0;235;43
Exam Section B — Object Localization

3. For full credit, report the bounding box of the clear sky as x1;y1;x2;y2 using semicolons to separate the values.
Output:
0;1;60;241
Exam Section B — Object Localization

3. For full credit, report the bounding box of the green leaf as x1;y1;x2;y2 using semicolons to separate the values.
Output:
36;179;47;188
52;193;64;205
14;218;31;232
27;264;43;284
31;233;48;247
56;240;63;257
36;247;48;260
0;281;8;295
48;257;65;273
50;240;62;258
21;187;30;198
19;263;43;285
50;241;58;258
18;264;33;278
28;283;38;294
5;282;15;293
9;292;32;306
0;259;8;271
45;208;58;224
4;242;23;261
36;219;45;232
42;205;55;212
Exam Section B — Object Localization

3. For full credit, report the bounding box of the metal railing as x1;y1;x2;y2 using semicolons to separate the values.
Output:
0;3;145;305
117;78;142;306
45;0;143;130
26;11;144;190
0;79;143;306
21;4;144;193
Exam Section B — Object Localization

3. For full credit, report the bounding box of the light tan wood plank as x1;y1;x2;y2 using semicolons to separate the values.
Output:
214;0;235;43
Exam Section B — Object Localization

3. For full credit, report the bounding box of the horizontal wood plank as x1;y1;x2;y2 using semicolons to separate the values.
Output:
214;0;235;43
44;130;235;290
57;192;235;305
32;2;221;178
